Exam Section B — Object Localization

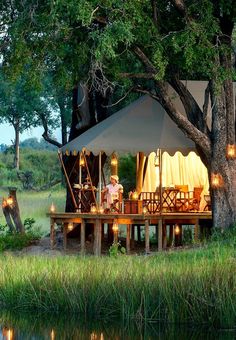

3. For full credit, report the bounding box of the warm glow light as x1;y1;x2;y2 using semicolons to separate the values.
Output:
51;329;55;340
7;329;13;340
2;198;7;208
132;191;139;200
112;222;119;233
50;203;56;213
99;206;104;214
226;144;236;159
142;206;148;214
6;196;14;206
90;205;97;214
68;222;74;231
80;157;85;167
211;173;223;188
111;157;118;166
175;224;180;235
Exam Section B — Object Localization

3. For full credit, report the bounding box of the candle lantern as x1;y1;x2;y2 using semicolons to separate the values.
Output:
226;144;236;159
50;202;56;213
68;222;74;231
6;196;14;206
79;157;85;167
112;221;119;233
99;206;104;214
211;173;223;189
90;204;97;214
174;224;180;235
142;206;148;214
132;191;139;200
111;155;118;166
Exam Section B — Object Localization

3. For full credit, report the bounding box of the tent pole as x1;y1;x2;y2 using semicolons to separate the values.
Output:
82;150;98;210
159;149;163;214
79;152;82;212
99;151;102;206
58;151;77;210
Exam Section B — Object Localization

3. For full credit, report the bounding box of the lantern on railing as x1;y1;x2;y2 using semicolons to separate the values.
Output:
99;205;104;214
132;191;139;200
90;204;97;214
50;202;56;213
226;144;236;159
142;206;148;214
211;173;223;189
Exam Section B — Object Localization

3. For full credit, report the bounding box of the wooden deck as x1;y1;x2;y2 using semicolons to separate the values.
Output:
49;211;212;255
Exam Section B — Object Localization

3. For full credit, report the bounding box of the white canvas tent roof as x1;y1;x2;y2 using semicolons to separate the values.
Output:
60;94;195;156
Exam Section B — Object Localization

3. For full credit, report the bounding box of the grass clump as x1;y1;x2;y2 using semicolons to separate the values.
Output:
0;230;235;328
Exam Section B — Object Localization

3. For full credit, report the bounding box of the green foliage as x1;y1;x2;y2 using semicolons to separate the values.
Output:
109;241;126;257
118;154;136;197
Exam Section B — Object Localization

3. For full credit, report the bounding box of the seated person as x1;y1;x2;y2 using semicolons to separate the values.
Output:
102;175;123;212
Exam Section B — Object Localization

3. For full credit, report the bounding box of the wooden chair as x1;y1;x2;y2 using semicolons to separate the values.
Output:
102;191;123;213
175;185;189;212
188;187;203;211
140;192;160;214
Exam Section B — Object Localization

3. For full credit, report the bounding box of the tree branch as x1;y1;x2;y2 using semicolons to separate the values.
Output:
120;72;155;79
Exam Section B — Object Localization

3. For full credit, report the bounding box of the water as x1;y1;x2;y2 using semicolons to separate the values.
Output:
0;311;235;339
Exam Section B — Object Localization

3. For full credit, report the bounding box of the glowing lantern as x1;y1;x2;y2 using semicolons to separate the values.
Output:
132;191;139;200
112;222;119;233
211;173;223;189
226;144;236;159
142;206;148;214
51;329;55;340
50;203;56;213
175;224;180;235
99;206;104;214
111;155;118;166
6;196;14;206
90;205;97;214
79;157;85;167
68;222;74;231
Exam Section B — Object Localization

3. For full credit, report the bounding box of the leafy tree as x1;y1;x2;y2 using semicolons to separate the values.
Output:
0;0;235;227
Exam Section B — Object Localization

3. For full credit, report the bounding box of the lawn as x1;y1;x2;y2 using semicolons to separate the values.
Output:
0;188;66;234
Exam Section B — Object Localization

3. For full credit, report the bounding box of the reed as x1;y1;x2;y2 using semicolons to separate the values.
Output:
0;240;235;327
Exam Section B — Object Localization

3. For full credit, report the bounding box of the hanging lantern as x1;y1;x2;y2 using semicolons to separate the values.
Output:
112;221;119;233
79;157;85;167
90;204;97;214
111;154;118;166
51;329;55;340
174;224;180;235
226;144;236;159
211;173;223;189
68;222;74;231
50;202;56;213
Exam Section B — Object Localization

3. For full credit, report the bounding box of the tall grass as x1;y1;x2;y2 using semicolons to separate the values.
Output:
0;239;235;328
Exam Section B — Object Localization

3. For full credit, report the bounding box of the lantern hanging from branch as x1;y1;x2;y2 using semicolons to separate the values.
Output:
211;173;224;189
226;144;236;159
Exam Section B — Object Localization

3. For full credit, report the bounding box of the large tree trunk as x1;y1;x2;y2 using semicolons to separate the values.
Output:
58;97;68;146
13;120;20;170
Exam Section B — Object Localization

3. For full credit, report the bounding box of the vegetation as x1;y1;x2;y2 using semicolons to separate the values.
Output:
0;231;234;328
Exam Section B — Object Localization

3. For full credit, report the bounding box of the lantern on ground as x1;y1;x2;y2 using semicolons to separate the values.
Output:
211;173;223;189
226;144;236;159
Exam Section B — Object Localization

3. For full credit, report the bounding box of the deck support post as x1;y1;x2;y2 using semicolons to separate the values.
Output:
131;225;135;249
163;222;167;249
80;219;85;255
50;218;55;249
194;219;199;241
145;219;150;254
94;219;102;256
63;223;68;251
158;218;163;251
126;224;131;254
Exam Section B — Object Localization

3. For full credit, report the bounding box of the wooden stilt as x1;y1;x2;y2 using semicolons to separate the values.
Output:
80;219;85;255
131;225;135;249
155;225;158;245
194;219;199;241
158;219;163;251
163;223;167;249
145;219;150;254
94;219;102;256
63;223;68;251
126;224;131;254
169;224;174;247
137;225;141;242
50;218;55;249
